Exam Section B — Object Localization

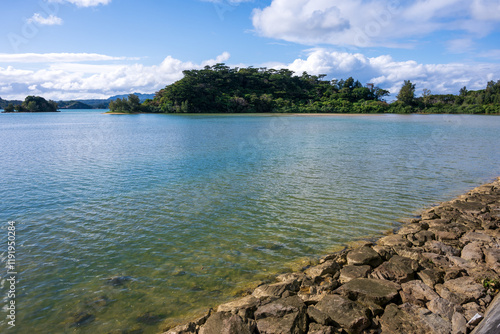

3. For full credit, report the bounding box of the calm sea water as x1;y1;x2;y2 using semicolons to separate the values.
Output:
1;111;499;333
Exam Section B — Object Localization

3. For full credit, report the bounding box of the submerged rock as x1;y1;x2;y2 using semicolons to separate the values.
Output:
107;276;132;286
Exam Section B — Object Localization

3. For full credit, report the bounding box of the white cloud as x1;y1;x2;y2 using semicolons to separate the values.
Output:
48;0;112;7
0;50;497;101
252;0;500;47
27;13;63;26
0;53;132;63
269;49;500;97
0;52;231;100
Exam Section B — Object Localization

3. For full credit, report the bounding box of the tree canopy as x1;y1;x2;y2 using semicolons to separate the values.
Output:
144;64;390;114
1;96;58;113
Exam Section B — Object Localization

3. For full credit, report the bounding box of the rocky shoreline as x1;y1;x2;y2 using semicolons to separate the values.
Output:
163;178;500;334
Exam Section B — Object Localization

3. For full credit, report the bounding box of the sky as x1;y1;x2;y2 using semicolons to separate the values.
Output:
1;0;500;101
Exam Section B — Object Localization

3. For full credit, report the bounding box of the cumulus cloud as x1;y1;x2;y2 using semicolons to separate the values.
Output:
252;0;500;47
0;50;497;101
0;52;231;100
27;13;63;26
270;49;500;97
48;0;112;7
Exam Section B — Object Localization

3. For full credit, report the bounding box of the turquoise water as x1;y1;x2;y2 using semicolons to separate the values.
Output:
1;111;499;333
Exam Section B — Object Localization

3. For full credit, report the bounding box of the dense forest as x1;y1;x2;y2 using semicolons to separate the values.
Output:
1;96;59;113
137;64;500;114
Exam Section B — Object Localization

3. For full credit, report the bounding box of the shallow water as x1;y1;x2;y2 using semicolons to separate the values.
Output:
1;111;499;333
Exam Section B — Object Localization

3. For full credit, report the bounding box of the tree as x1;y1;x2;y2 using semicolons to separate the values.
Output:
397;80;416;105
422;88;431;108
3;103;15;113
459;86;468;97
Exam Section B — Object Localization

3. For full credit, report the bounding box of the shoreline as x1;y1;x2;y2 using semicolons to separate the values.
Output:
102;112;500;116
163;177;500;334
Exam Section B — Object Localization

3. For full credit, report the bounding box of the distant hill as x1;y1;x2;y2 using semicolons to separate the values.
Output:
2;93;155;110
58;93;155;109
58;101;94;109
107;93;155;102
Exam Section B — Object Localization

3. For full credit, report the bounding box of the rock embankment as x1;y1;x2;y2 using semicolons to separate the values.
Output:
164;178;500;334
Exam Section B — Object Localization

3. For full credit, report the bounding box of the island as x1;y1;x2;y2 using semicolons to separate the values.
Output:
108;64;500;114
1;96;59;113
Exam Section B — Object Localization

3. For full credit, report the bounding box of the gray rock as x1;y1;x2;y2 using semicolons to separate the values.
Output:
199;312;253;334
430;223;468;241
346;247;382;267
255;311;307;334
418;268;445;288
335;278;400;306
307;323;337;334
164;322;197;334
397;223;424;235
254;296;305;320
378;234;412;248
427;297;457;321
339;265;371;284
372;244;393;260
424;240;461;256
400;280;439;306
253;281;299;299
461;231;494;244
483;247;500;266
304;260;340;280
450;200;486;215
443;277;486;303
380;303;451;334
451;312;467;334
410;230;435;246
435;284;470;306
307;306;332;326
314;294;371;334
217;295;260;318
461;242;484;262
370;255;419;283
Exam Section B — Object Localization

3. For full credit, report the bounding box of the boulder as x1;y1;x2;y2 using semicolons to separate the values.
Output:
400;280;439;306
335;278;400;306
380;303;451;334
253;281;299;299
339;265;371;284
304;260;340;280
164;322;197;334
346;247;382;267
461;231;494;244
370;256;419;283
314;295;371;334
307;323;338;334
417;268;445;288
254;296;305;320
307;305;333;326
427;297;458;321
461;242;484;262
378;234;412;248
442;277;486;303
199;313;253;334
410;230;435;246
483;248;500;266
451;312;467;334
217;295;260;318
255;312;307;334
424;240;461;256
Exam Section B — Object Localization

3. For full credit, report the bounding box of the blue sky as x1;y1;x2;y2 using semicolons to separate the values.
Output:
1;0;500;100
